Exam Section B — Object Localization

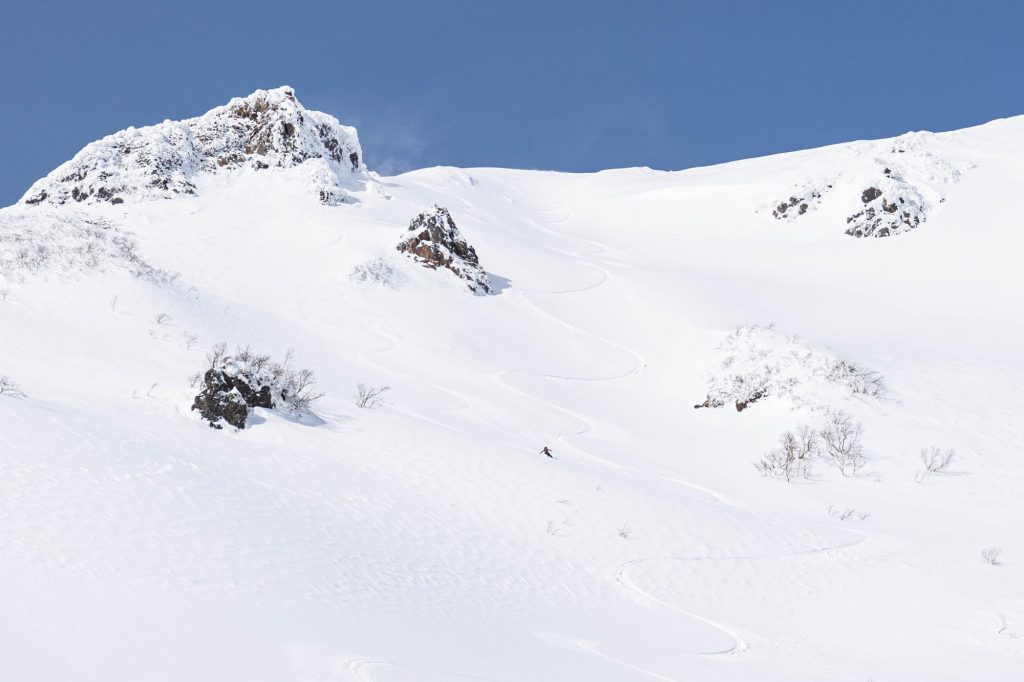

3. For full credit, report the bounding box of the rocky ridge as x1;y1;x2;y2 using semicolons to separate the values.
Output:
20;86;365;208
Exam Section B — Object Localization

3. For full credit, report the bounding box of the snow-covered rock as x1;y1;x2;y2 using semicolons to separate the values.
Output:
396;205;491;294
19;86;365;207
844;168;928;237
695;324;884;411
769;179;833;221
763;132;975;237
191;345;321;429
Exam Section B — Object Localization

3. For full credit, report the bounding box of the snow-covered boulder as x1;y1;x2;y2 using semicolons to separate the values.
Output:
844;169;927;238
20;86;366;207
396;206;491;294
191;345;322;430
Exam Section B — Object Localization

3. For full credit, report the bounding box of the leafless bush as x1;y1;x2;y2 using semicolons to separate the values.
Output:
915;447;955;483
755;425;817;481
981;547;1002;566
284;368;322;412
355;383;390;409
155;313;172;325
827;360;885;398
0;376;26;398
826;505;870;522
0;288;9;302
618;524;632;539
183;333;199;349
819;410;866;476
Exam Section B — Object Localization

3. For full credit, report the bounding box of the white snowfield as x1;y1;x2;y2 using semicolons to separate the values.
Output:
1;90;1023;681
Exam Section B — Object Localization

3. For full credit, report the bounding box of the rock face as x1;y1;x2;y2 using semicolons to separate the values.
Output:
20;86;365;207
396;206;491;294
191;368;272;430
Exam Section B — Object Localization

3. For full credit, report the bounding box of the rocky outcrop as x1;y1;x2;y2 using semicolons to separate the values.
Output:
191;345;321;429
396;206;491;294
20;86;365;208
845;170;927;238
771;183;830;220
191;368;272;430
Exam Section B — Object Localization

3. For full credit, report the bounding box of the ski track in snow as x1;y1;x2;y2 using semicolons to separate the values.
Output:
481;209;879;670
346;657;502;682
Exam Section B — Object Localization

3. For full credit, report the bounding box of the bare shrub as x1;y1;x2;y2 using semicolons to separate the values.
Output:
755;425;817;481
915;447;955;483
618;524;632;539
183;333;199;349
283;368;322;412
155;313;172;325
0;376;26;398
981;547;1002;566
819;410;866;476
350;257;405;288
355;383;390;409
826;505;870;522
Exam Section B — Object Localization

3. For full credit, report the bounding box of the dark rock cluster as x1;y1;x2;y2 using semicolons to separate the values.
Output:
191;369;273;430
396;206;491;294
845;173;925;238
772;189;822;219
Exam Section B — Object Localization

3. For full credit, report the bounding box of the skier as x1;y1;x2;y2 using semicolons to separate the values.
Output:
541;446;553;458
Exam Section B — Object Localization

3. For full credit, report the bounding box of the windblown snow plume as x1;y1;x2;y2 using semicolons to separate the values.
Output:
19;86;365;207
695;324;884;411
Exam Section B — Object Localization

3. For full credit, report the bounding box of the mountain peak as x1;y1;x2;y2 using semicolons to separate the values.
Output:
19;86;366;208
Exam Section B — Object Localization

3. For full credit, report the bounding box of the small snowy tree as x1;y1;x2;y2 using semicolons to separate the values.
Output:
819;410;865;476
0;376;26;398
755;426;817;481
915;447;955;483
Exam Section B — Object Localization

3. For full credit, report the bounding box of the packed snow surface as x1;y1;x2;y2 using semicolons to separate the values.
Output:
2;91;1023;681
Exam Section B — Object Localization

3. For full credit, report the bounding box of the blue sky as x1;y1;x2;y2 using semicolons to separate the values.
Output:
2;0;1023;205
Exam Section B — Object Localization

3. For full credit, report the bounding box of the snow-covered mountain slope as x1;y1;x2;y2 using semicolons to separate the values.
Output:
2;91;1023;681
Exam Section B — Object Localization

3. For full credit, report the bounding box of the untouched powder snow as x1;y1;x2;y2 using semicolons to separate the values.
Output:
1;92;1023;681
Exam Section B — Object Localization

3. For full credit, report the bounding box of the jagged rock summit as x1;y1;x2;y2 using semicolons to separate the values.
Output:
20;86;366;207
397;205;491;294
